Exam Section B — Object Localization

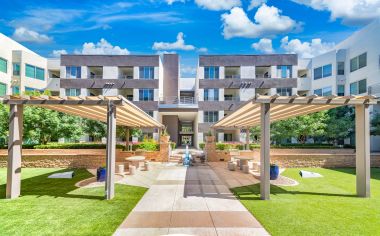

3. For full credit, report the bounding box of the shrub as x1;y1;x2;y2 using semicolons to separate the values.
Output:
33;143;125;149
236;144;244;150
199;143;205;150
216;143;226;150
170;142;176;149
131;138;159;151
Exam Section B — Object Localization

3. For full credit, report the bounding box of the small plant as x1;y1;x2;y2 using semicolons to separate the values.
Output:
199;143;205;150
205;130;213;136
170;142;176;149
161;126;169;136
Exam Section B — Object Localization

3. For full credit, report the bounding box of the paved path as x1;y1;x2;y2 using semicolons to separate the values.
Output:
114;164;269;236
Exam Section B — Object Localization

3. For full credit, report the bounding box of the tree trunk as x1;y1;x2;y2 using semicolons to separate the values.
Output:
125;127;130;149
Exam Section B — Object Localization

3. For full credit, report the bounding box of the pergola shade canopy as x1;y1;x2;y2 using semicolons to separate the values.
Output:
213;95;377;128
0;95;164;128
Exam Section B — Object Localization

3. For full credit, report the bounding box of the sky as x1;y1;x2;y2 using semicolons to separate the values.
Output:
1;0;380;77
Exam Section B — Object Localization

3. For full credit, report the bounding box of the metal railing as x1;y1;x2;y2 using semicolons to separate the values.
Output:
118;74;133;79
224;96;240;101
89;74;103;79
159;96;197;105
225;75;241;79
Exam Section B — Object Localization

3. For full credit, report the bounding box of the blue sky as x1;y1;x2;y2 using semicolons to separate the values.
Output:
1;0;379;77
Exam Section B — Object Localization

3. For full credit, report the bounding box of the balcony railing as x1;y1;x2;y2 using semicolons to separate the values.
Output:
119;74;133;79
225;75;241;79
89;74;103;79
160;96;196;105
255;74;271;78
369;82;380;97
224;96;240;101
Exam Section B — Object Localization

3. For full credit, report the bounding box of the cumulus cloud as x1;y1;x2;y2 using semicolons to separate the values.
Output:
248;0;267;10
280;36;335;58
166;0;185;4
291;0;380;25
251;38;274;54
12;27;52;43
152;32;195;51
195;0;241;11
51;49;68;58
197;47;208;53
75;38;130;55
181;65;196;76
221;5;302;39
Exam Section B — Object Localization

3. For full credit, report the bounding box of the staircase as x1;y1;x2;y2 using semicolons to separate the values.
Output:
168;153;182;163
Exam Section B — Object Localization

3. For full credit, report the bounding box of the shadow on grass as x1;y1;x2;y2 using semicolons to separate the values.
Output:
233;183;357;201
0;169;104;200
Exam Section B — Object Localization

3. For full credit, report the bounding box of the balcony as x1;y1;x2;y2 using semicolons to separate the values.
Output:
369;82;380;97
159;96;198;109
225;66;241;79
88;66;103;79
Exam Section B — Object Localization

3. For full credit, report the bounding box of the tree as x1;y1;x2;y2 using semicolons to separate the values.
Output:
371;112;380;136
325;107;354;144
249;126;261;143
292;111;328;143
0;104;9;144
83;119;106;142
58;113;83;142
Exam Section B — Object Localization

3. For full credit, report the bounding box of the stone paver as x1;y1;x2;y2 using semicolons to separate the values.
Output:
114;164;269;236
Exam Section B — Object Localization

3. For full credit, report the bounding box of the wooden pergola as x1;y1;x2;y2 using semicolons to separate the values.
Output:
213;94;377;200
0;95;164;200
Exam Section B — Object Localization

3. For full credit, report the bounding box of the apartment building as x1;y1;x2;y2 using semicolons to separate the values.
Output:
196;54;298;145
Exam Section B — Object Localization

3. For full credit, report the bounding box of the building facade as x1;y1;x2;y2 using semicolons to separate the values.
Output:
0;19;379;150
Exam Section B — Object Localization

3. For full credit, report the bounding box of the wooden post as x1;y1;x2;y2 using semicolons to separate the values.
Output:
355;104;370;197
260;103;270;200
105;102;116;200
6;104;23;199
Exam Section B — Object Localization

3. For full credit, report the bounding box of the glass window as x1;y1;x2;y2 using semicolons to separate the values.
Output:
145;111;154;117
314;88;323;96
204;66;219;80
276;88;292;96
66;66;81;78
36;67;45;80
139;67;154;79
350;79;367;95
204;111;219;123
204;88;219;101
12;86;20;95
139;89;154;101
350;52;367;72
322;86;332;96
0;82;6;96
313;67;322;80
337;62;345;75
0;57;7;73
359;53;367;69
224;134;233;142
65;88;81;96
25;64;35;78
13;63;20;76
322;64;332;77
277;65;292;78
337;85;345;96
350;82;358;95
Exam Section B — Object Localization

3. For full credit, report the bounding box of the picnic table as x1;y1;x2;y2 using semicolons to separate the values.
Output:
126;156;146;169
234;156;254;170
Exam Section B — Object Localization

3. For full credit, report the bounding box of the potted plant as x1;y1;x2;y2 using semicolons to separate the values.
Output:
97;166;106;182
270;163;280;180
205;130;215;142
160;126;170;143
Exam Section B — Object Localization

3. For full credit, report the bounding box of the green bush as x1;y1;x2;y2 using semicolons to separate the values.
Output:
170;142;176;149
33;143;125;149
216;143;226;150
248;143;345;150
199;143;205;150
131;139;159;151
236;144;244;150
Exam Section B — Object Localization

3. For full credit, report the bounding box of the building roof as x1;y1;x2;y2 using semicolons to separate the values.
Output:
0;95;164;128
212;95;377;128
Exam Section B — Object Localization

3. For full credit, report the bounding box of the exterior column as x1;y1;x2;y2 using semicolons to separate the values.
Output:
355;104;370;198
105;103;116;200
245;128;250;150
260;103;270;200
125;127;130;150
6;104;23;199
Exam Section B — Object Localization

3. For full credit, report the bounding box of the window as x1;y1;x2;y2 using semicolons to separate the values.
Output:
350;79;367;95
13;63;20;76
12;86;20;95
314;86;332;96
350;52;367;72
65;88;81;96
204;111;219;123
25;87;43;93
145;111;154;117
204;88;219;101
126;95;133;101
277;65;292;78
25;64;45;80
337;62;345;75
66;66;81;78
204;66;219;80
224;134;233;142
139;89;154;101
314;64;332;80
276;88;292;96
0;57;7;73
337;85;345;96
139;67;154;79
0;83;6;96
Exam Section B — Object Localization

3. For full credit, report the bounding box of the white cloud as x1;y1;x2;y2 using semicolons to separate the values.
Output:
248;0;267;10
197;47;208;53
181;65;196;76
221;5;302;39
152;32;195;51
51;49;68;58
251;38;273;54
166;0;185;4
75;38;130;55
12;27;52;43
280;36;335;58
195;0;241;11
291;0;380;25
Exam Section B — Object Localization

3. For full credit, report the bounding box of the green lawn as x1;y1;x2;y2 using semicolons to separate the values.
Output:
232;168;380;236
0;168;147;236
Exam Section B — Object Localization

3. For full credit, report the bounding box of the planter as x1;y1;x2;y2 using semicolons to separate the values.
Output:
270;164;279;180
205;136;215;143
160;135;170;143
97;167;106;182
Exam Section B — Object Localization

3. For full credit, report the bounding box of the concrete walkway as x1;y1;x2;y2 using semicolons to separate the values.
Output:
114;163;269;236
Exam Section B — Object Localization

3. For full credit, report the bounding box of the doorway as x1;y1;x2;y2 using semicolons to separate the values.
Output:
180;135;193;146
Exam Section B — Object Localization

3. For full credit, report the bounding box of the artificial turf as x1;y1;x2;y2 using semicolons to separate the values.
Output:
0;168;147;236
